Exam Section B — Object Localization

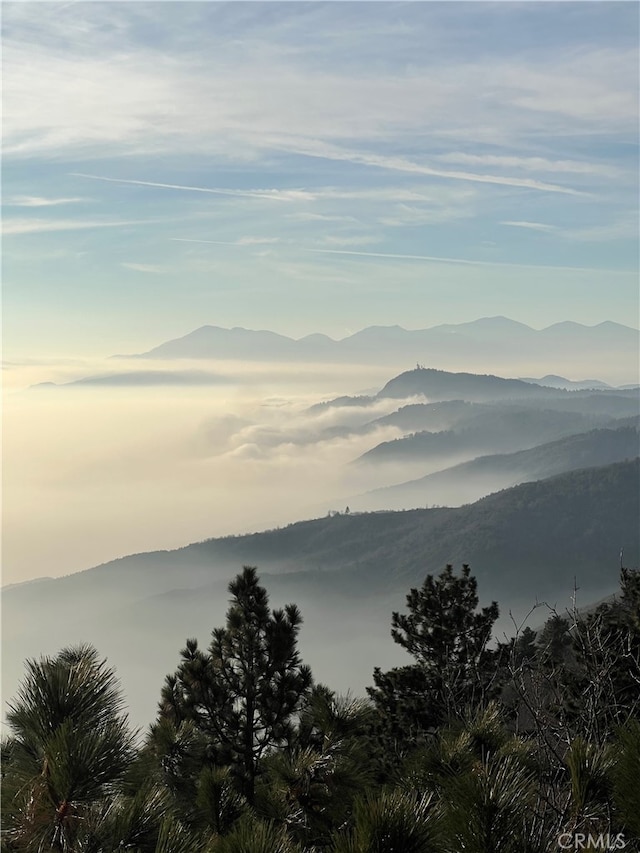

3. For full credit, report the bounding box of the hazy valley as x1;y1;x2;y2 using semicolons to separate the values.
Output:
4;5;639;845
3;320;639;728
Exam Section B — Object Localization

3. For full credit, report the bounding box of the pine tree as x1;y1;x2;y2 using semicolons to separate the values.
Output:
158;566;312;804
369;565;499;748
1;644;135;852
512;627;538;667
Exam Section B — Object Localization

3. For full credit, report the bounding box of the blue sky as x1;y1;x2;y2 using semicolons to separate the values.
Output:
3;1;639;357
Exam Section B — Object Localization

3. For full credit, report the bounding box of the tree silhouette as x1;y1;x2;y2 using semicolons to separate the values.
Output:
369;565;499;747
159;566;312;804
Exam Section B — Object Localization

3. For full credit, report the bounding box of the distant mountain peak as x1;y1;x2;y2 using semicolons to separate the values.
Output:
109;319;638;385
543;320;587;330
343;324;408;340
298;332;335;342
374;365;565;403
434;316;534;332
594;320;638;331
468;315;529;327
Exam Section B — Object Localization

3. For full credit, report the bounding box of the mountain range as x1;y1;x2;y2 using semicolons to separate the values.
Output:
6;352;640;728
354;407;628;467
24;319;638;391
354;423;640;511
519;374;637;391
113;317;639;383
121;317;639;361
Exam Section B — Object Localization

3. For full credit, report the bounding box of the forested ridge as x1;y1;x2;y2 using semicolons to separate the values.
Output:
3;563;639;852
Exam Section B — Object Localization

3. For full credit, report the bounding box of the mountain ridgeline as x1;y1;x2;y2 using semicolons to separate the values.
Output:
36;459;640;600
114;317;639;382
122;318;639;363
356;424;640;511
3;457;639;727
354;407;624;466
4;358;639;730
377;367;569;401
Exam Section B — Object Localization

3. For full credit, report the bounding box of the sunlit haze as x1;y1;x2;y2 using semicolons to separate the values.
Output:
3;1;640;582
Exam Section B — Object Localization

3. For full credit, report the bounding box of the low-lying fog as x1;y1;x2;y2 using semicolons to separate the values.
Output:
4;354;637;586
3;355;635;730
3;357;431;585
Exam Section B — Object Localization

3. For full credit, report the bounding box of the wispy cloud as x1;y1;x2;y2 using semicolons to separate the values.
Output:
437;153;622;178
6;195;87;207
285;212;358;223
171;238;236;247
280;140;586;196
305;247;626;274
563;218;639;243
172;234;402;252
316;235;381;248
502;218;638;242
379;203;473;227
121;263;167;274
237;236;281;245
501;220;558;233
2;1;637;358
74;175;480;207
306;187;477;204
4;7;636;186
71;173;314;202
170;237;280;248
2;217;158;236
168;236;635;272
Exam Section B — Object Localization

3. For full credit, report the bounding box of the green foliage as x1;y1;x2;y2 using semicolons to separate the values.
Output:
564;569;640;739
331;790;437;853
159;567;313;804
258;690;377;848
539;614;573;665
211;815;301;853
609;720;640;836
4;564;640;852
621;566;640;629
396;705;541;852
195;766;248;836
436;752;539;853
1;644;136;852
565;737;615;827
511;626;538;667
85;781;174;852
390;564;499;669
154;816;209;853
369;565;499;745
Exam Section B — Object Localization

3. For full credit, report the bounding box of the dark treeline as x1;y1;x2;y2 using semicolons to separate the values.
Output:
2;564;640;852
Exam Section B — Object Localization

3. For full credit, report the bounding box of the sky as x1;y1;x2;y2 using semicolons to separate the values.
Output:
2;1;639;587
2;1;639;361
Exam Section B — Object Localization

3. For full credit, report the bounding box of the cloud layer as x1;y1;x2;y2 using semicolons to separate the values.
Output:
3;2;637;360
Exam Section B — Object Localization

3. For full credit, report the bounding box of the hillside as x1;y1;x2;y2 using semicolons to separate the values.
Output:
376;367;640;403
355;425;640;510
519;374;613;390
355;406;619;466
5;459;638;627
4;460;638;729
376;367;564;401
313;383;638;420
